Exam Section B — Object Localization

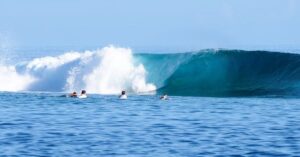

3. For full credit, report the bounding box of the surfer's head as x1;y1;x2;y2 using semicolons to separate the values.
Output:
81;90;86;95
70;91;77;97
121;91;126;95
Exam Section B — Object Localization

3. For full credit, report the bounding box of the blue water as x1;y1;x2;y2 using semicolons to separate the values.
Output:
4;48;300;97
1;92;300;156
1;47;300;156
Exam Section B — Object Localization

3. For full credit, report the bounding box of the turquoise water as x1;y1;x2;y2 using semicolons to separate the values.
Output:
3;48;300;97
0;92;300;156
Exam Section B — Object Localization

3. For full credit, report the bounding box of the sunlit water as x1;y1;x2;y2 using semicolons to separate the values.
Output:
0;92;300;156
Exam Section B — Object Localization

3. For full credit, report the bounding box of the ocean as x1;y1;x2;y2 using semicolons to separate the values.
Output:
0;46;300;156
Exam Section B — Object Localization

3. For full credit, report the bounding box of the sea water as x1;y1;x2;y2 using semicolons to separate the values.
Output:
2;46;300;97
1;46;300;156
0;92;299;156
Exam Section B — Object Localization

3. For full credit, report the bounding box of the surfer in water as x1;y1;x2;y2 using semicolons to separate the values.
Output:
69;91;78;97
119;90;127;99
78;90;87;99
160;94;168;100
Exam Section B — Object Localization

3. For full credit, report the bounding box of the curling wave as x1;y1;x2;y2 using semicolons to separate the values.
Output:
138;50;300;96
1;47;300;97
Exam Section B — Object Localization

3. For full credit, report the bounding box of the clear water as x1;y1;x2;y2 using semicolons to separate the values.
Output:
0;92;300;156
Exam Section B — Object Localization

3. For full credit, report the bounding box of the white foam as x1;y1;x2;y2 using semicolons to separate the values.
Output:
67;46;156;94
0;46;156;94
0;65;36;91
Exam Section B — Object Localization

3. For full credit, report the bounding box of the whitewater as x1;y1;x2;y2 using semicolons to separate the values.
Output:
0;46;156;94
1;46;300;97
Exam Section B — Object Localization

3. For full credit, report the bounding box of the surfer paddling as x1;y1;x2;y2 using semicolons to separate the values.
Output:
69;91;78;97
160;94;168;100
78;90;87;99
68;90;87;98
119;90;128;99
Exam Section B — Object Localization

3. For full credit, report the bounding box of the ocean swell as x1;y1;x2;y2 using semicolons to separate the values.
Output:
1;47;300;97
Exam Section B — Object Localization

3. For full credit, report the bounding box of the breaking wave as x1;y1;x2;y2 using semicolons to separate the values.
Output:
139;50;300;96
0;46;156;94
1;46;300;97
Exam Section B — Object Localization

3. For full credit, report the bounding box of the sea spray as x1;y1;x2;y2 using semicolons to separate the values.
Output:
0;46;156;93
66;46;156;94
0;65;35;91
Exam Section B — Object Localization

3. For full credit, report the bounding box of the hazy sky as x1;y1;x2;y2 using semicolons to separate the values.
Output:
0;0;300;51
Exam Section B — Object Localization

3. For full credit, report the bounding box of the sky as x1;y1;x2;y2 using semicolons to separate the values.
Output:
0;0;300;52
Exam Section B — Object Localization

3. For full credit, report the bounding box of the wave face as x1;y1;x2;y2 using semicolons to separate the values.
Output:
139;50;300;96
1;47;300;97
